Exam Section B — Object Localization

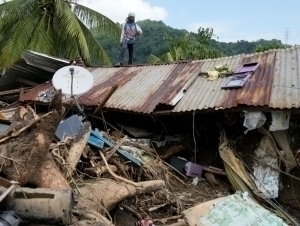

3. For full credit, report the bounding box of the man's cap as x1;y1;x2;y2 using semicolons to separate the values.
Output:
128;12;135;17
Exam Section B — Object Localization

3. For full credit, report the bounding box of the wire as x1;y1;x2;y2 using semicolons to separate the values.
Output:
192;110;196;163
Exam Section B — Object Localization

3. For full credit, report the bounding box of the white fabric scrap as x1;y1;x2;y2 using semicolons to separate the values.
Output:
269;111;290;131
243;111;266;134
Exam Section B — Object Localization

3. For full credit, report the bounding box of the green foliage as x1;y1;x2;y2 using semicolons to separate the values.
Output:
96;20;285;64
188;27;224;60
148;27;224;63
254;40;285;53
0;0;120;68
97;20;188;64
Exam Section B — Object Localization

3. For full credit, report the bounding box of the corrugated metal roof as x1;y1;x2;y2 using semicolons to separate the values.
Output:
269;47;300;109
0;51;69;92
79;61;202;113
19;46;300;114
173;50;277;112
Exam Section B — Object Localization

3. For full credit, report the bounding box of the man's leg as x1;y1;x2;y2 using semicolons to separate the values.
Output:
118;42;127;65
128;43;134;65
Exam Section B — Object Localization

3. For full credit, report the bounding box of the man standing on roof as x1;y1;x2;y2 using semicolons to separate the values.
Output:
116;12;142;66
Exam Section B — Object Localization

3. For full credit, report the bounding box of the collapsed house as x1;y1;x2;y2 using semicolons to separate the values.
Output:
0;46;299;225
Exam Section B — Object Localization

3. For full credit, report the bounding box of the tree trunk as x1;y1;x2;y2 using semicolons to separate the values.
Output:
78;179;165;212
0;90;70;189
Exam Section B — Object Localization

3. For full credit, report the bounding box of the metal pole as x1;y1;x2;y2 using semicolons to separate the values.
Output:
70;67;74;96
69;67;84;113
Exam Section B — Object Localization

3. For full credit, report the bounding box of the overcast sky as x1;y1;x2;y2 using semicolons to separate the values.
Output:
81;0;300;44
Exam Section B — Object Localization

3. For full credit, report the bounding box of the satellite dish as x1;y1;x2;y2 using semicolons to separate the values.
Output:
52;66;94;95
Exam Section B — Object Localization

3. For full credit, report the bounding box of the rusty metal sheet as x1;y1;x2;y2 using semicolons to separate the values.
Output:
78;62;202;113
173;50;277;112
222;50;276;109
19;82;53;102
173;55;245;112
269;46;300;109
19;46;300;114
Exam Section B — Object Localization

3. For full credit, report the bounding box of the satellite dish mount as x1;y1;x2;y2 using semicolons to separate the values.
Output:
52;65;94;113
69;67;83;113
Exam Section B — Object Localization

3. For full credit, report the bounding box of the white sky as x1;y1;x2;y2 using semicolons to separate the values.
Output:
80;0;168;23
79;0;300;44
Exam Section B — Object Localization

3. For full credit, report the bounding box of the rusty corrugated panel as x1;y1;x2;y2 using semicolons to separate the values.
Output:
269;46;300;109
19;46;300;113
77;62;202;113
19;82;53;102
222;50;276;109
79;67;143;106
173;50;279;112
173;55;245;112
158;61;202;105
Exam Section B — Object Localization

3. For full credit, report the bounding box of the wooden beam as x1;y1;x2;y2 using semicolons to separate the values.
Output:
93;85;118;115
0;88;30;97
16;78;39;87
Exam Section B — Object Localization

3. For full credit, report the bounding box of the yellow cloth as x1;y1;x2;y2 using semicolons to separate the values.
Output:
207;70;220;81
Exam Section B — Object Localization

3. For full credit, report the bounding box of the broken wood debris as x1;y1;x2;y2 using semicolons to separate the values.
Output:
0;88;298;225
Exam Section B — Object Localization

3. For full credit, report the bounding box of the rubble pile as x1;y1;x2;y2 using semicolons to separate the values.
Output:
0;90;298;226
0;90;229;225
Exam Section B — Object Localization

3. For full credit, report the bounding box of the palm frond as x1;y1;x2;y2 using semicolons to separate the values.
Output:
0;2;41;67
77;19;111;66
161;52;174;63
73;3;120;39
0;0;118;67
147;54;162;64
28;11;57;56
0;0;35;26
57;37;80;61
55;0;90;62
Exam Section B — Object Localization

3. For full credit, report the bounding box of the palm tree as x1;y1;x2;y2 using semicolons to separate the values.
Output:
0;0;120;68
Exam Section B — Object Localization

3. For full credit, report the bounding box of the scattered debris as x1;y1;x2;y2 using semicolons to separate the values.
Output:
0;90;69;189
0;60;299;225
205;64;234;81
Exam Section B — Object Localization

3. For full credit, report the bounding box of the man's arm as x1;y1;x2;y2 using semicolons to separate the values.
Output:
120;23;125;43
136;24;142;36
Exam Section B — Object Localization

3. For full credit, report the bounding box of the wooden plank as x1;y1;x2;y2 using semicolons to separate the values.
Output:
93;85;118;115
0;88;30;96
0;176;12;188
0;185;16;203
